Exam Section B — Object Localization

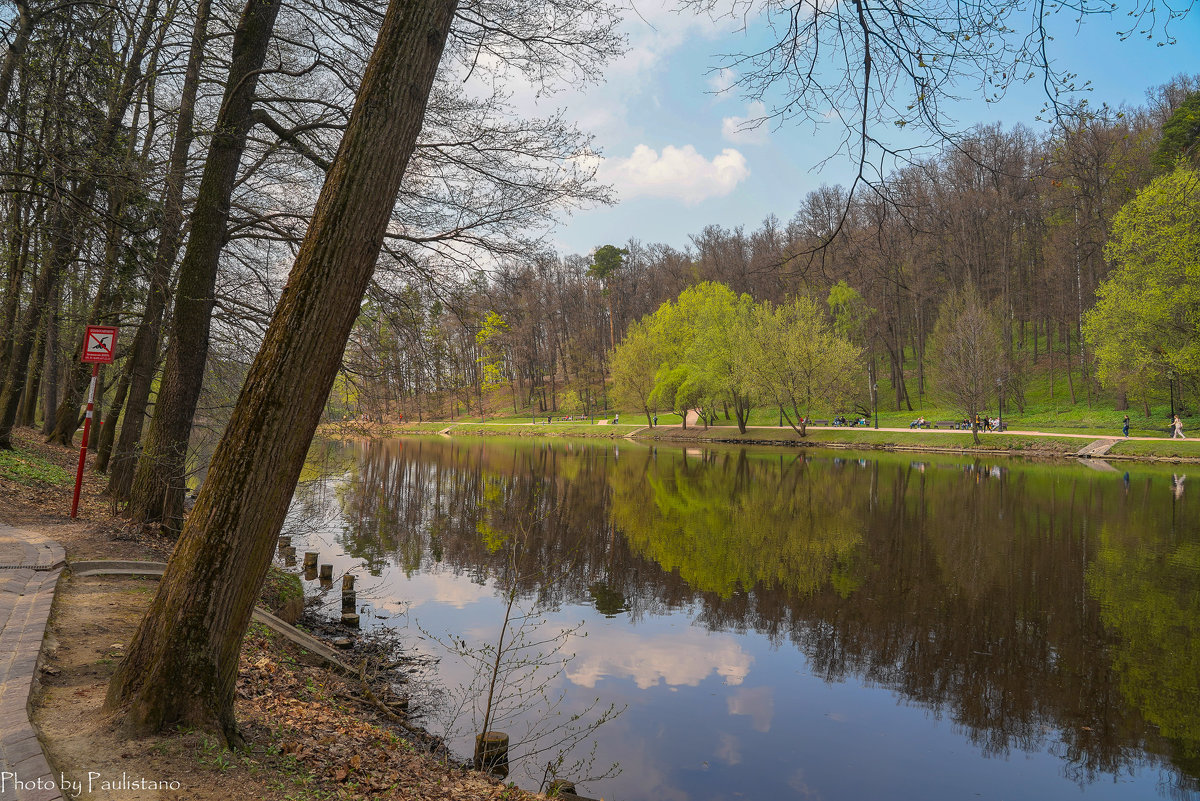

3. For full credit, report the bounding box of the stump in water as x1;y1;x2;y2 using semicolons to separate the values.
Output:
341;612;360;627
474;731;509;775
318;563;333;580
342;574;355;592
278;535;291;547
281;546;296;567
303;551;318;569
548;779;577;796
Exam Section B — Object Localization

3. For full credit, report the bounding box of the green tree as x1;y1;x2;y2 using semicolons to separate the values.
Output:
646;282;755;432
649;364;694;428
476;310;510;418
610;319;661;425
826;280;873;344
1152;92;1200;173
741;296;862;435
588;244;628;351
1084;167;1200;414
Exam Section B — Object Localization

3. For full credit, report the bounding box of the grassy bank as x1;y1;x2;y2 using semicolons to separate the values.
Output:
370;421;1200;462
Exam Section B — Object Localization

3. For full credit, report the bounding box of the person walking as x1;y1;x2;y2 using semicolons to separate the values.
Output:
1122;415;1130;438
1172;415;1186;439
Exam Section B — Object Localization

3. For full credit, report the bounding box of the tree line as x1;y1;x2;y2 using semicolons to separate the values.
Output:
341;80;1200;429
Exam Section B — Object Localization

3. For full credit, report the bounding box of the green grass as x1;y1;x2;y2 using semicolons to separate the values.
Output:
0;448;70;486
1108;439;1200;458
388;420;447;433
446;422;646;437
641;425;1088;452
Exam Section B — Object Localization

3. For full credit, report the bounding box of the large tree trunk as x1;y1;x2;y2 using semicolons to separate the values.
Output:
108;0;210;500
93;366;131;472
40;286;59;436
105;0;458;742
126;0;282;530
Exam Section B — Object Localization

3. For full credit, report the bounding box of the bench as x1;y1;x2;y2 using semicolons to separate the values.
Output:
933;420;961;430
811;419;829;426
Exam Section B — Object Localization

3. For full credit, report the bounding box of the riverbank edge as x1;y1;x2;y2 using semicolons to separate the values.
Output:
318;421;1200;464
0;429;547;801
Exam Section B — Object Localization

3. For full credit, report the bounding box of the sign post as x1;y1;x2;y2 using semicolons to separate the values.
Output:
71;325;119;518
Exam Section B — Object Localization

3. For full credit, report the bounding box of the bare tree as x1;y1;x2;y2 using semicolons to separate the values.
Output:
928;284;1005;444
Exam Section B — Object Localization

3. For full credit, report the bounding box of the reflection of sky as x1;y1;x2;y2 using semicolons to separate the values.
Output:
566;627;752;689
284;441;1200;801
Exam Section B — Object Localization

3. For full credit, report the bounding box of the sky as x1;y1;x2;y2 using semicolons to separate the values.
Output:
499;0;1200;257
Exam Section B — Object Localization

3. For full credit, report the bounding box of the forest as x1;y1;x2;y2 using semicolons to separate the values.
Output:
336;84;1200;428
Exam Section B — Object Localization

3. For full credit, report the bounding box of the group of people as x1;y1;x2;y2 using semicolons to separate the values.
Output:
1121;414;1187;438
832;415;868;427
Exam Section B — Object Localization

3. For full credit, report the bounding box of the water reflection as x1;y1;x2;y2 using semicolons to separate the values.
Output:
288;437;1200;800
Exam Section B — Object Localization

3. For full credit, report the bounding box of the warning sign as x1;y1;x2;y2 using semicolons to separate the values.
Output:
81;325;119;364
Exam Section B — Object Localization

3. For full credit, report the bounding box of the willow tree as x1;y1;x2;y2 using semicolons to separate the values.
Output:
105;0;460;742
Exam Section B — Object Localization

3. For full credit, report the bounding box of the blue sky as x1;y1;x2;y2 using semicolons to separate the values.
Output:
514;1;1200;256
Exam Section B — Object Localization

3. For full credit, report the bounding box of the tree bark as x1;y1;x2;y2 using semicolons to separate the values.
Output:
127;0;282;529
94;366;131;473
105;0;458;742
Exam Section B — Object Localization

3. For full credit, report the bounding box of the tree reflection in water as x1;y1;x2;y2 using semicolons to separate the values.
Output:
303;437;1199;798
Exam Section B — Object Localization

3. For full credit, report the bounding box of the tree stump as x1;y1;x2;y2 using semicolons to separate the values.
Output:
303;551;318;569
474;731;509;774
318;563;333;580
548;779;577;796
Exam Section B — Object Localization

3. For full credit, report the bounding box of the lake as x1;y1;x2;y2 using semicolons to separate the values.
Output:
283;436;1200;801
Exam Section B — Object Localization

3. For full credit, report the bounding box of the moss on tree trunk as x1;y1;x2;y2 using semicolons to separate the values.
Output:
106;0;460;741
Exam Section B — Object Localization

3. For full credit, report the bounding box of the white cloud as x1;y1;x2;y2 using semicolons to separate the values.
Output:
722;101;770;145
715;732;743;766
603;144;749;204
394;570;496;610
726;686;775;732
707;67;737;96
566;628;753;689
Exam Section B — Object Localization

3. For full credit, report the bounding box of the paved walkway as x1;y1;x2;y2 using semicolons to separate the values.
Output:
0;525;64;801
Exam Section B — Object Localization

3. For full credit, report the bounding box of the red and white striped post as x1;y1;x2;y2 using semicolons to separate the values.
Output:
71;325;119;519
70;364;100;518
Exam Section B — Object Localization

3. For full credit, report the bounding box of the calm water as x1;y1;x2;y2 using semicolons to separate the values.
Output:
284;437;1200;801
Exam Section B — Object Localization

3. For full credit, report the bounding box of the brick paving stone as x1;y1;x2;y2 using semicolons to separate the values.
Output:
0;532;65;801
2;734;42;765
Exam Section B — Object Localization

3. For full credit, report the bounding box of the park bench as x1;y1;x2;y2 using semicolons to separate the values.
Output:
811;419;829;426
933;420;961;429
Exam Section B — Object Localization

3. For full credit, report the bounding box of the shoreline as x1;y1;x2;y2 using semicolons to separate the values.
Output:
0;428;543;801
319;420;1200;465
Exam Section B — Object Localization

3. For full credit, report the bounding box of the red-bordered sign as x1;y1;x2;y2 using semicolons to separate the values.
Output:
81;325;119;363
